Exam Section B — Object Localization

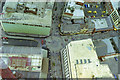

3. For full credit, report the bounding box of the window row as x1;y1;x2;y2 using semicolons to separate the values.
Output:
76;59;91;64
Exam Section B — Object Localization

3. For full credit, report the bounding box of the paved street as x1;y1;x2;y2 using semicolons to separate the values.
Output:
0;2;3;13
0;1;5;13
0;1;119;79
101;58;119;78
6;38;38;47
0;25;2;48
46;2;65;78
45;2;119;78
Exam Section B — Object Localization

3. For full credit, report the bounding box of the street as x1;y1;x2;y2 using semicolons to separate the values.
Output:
0;1;119;79
4;38;38;47
45;2;119;78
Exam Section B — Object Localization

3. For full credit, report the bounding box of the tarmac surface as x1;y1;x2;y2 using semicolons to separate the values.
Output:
83;2;106;18
0;2;120;79
45;2;120;78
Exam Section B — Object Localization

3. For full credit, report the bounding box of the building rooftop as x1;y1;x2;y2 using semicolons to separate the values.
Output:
1;45;47;55
0;45;49;78
67;39;113;78
0;0;54;37
91;18;108;29
63;0;84;19
1;0;54;27
0;53;43;72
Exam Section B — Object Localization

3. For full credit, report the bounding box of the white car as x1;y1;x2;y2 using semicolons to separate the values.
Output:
3;41;9;44
88;4;90;8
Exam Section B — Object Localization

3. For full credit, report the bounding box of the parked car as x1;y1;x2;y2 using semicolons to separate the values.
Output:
113;74;117;78
114;57;118;61
88;4;90;7
84;4;88;8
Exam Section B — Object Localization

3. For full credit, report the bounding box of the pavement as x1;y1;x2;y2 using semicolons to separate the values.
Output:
45;2;119;78
45;2;65;78
101;57;119;78
5;38;38;47
0;24;2;47
0;2;119;79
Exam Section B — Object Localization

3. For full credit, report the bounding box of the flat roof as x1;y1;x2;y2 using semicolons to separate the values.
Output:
2;1;53;26
0;53;43;72
1;45;48;55
2;10;52;26
91;18;109;30
2;23;51;36
67;39;113;78
64;0;84;19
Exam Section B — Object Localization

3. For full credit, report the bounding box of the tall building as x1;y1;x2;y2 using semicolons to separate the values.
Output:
62;0;84;20
1;0;54;37
61;39;113;78
59;0;118;35
104;0;120;30
60;0;87;34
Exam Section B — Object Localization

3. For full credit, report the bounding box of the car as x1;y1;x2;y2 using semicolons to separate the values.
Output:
3;41;9;44
91;16;95;18
102;11;106;13
90;4;93;8
41;39;45;45
58;24;61;27
101;15;104;17
93;11;97;14
114;28;117;31
101;31;106;33
84;4;88;8
2;37;9;44
95;5;98;8
113;74;117;78
88;4;90;8
87;11;92;13
114;57;118;61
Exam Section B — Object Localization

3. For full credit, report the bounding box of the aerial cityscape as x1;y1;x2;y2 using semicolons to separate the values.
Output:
0;0;120;79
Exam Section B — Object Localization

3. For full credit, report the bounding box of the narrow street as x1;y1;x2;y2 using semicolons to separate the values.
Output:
0;1;119;79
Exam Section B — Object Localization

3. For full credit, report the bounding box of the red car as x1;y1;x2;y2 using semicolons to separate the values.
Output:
41;40;46;45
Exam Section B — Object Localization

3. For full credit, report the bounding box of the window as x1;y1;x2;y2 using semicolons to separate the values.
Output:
80;59;83;64
76;60;79;64
88;59;91;63
84;59;87;64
